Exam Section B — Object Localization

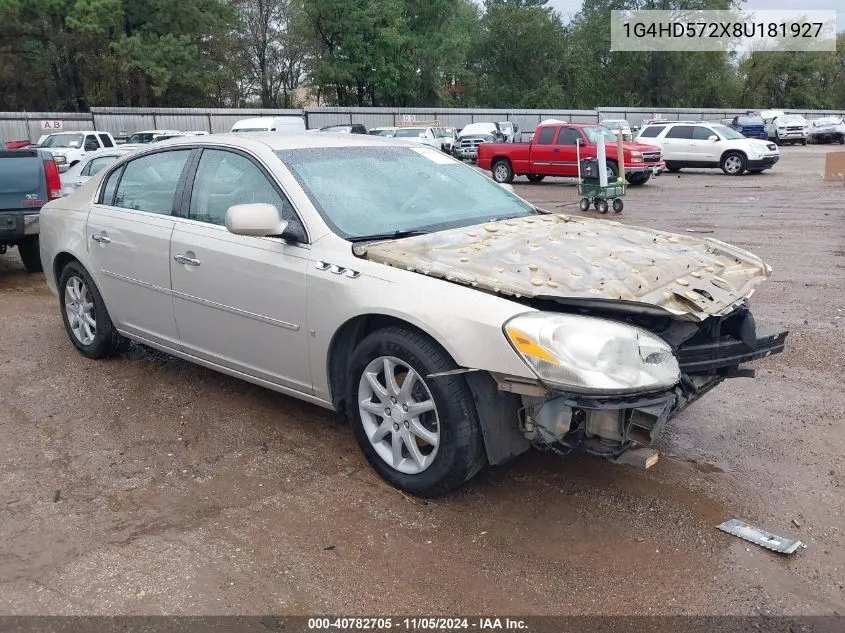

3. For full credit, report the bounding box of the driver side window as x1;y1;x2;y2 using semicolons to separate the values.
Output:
188;149;303;237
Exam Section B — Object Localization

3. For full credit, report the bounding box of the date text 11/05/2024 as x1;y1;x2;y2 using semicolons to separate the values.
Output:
307;617;528;630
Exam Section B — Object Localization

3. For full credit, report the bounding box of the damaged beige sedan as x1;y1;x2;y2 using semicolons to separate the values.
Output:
38;133;787;496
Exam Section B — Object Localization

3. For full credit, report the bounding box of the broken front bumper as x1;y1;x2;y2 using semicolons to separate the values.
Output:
498;324;788;454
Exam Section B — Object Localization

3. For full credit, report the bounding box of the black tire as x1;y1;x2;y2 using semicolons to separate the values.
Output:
626;172;651;186
526;174;545;183
58;261;127;358
17;236;43;273
839;135;845;145
720;151;746;176
605;161;618;181
748;169;763;174
665;163;681;173
579;198;591;212
801;139;807;146
345;327;487;497
612;198;624;213
491;159;514;184
595;198;609;214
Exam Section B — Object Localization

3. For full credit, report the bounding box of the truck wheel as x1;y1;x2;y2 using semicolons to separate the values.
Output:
720;152;746;176
17;236;43;273
492;159;514;184
840;135;845;145
526;174;545;183
665;163;681;173
346;327;487;497
626;172;651;186
59;261;128;358
605;161;618;180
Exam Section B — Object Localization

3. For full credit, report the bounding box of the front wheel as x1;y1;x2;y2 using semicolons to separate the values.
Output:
59;261;127;358
721;152;746;176
492;159;514;184
626;172;651;186
526;174;545;183
17;236;43;273
595;199;609;214
346;327;487;497
579;198;591;212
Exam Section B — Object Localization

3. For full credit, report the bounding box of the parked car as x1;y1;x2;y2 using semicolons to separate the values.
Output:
39;131;117;173
230;117;306;134
601;119;633;141
807;117;845;144
477;122;664;186
126;130;183;144
37;133;788;496
729;114;768;140
316;124;368;134
765;114;809;145
59;145;143;196
636;121;779;176
1;146;62;272
452;122;510;160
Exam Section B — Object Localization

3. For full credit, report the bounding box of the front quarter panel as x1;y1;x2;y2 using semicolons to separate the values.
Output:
306;236;537;403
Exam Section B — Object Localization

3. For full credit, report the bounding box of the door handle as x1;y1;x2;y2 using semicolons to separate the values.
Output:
91;232;110;244
174;253;201;267
552;148;560;153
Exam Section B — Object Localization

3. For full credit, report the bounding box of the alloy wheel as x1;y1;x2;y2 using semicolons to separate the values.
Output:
64;275;96;346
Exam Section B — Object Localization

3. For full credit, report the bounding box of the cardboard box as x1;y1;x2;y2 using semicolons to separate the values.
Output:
824;151;845;182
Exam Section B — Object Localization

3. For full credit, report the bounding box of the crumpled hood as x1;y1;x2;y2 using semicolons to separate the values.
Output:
359;214;772;322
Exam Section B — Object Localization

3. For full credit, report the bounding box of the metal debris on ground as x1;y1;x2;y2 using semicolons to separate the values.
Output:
716;518;806;554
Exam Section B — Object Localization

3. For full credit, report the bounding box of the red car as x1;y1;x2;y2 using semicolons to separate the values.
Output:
477;122;665;186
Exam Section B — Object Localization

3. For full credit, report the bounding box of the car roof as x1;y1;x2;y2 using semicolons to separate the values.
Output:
150;132;409;151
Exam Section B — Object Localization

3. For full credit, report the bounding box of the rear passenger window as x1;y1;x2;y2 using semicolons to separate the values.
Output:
98;134;114;148
665;126;693;139
100;166;123;205
535;127;556;145
557;128;581;145
113;150;191;214
692;126;715;140
188;149;299;230
638;126;664;138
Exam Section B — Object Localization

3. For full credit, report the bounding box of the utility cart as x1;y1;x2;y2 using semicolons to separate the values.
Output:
576;142;626;214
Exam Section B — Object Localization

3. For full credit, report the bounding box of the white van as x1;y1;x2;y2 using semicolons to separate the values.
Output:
230;117;306;134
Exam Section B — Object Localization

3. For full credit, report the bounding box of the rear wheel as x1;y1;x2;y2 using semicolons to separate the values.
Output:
346;327;486;497
612;198;624;213
491;159;514;184
58;261;127;358
720;152;746;176
526;174;545;183
665;163;681;173
605;161;618;181
17;236;42;273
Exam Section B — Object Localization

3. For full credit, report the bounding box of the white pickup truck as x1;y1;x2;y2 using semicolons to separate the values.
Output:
38;131;117;173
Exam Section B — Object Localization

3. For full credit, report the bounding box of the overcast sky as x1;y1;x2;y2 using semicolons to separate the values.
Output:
547;0;845;33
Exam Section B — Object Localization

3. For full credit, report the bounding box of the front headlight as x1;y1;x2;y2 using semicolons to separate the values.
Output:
53;154;66;164
748;146;763;158
504;313;680;394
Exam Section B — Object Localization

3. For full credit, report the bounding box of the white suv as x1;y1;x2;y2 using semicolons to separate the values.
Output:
636;122;779;176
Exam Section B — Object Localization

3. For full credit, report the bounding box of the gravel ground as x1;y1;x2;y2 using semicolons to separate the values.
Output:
0;145;843;616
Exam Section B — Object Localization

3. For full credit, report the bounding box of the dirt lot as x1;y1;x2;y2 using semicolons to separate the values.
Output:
0;145;843;617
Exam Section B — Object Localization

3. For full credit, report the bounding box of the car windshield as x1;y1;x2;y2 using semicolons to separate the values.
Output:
276;146;536;240
127;132;155;143
582;126;617;143
41;133;84;148
394;128;424;138
711;124;745;140
737;116;764;125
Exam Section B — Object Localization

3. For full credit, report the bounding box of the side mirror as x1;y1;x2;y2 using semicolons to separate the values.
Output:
226;203;288;237
708;135;718;142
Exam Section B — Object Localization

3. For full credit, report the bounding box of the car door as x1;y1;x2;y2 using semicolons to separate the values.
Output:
529;126;568;176
687;126;719;164
554;127;584;176
169;147;312;393
660;125;693;160
86;148;193;347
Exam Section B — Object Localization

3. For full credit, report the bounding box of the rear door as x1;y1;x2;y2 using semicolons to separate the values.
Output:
169;147;311;393
86;148;194;347
660;125;693;160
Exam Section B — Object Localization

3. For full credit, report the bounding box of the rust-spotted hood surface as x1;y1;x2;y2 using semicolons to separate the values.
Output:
358;214;772;321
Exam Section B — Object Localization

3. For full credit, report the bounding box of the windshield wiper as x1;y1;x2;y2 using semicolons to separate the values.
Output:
348;229;431;243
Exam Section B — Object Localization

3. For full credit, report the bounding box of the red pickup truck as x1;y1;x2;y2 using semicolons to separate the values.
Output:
477;122;665;186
